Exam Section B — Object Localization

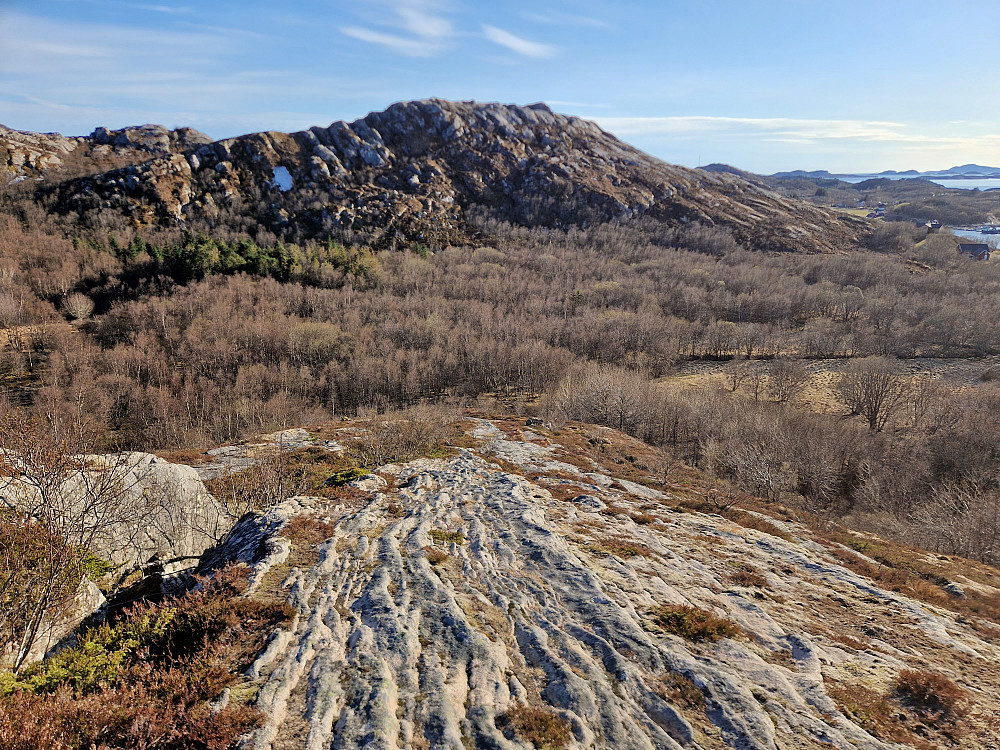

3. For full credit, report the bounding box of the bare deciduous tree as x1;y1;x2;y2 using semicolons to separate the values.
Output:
61;293;94;321
767;359;810;404
0;412;139;670
836;357;910;432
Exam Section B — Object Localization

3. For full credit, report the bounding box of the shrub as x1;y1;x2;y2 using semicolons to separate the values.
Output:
428;529;465;545
655;671;705;709
323;467;369;486
348;406;458;468
0;565;292;749
725;564;768;588
653;604;742;642
895;669;967;720
423;546;448;565
500;704;573;750
282;514;337;545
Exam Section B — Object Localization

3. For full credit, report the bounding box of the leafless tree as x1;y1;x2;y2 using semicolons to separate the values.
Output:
835;357;910;431
767;359;810;403
61;292;94;321
0;411;140;670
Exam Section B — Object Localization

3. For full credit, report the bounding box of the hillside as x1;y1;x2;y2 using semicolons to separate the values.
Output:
208;418;1000;750
8;415;999;750
2;100;867;253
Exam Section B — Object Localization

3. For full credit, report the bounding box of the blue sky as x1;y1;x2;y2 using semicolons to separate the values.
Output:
2;0;1000;173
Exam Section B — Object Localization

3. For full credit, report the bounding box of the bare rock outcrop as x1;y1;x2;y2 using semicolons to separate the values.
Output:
0;451;232;574
1;122;211;184
202;420;1000;750
3;100;868;252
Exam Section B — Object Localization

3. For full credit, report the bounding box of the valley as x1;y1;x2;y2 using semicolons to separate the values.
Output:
1;100;1000;750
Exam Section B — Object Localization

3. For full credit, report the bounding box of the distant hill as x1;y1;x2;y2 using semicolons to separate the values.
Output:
696;162;754;179
770;163;1000;180
1;100;867;253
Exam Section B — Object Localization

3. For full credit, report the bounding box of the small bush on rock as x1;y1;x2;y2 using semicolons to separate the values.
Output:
653;604;742;642
895;669;967;720
500;704;573;750
323;467;369;486
282;515;338;545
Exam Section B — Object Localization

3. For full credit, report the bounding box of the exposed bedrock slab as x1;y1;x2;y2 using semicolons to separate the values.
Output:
200;428;1000;750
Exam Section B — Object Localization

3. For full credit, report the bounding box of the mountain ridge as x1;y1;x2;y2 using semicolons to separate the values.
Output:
2;99;867;253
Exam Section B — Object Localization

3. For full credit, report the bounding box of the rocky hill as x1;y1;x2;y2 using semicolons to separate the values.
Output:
177;416;998;750
2;100;867;252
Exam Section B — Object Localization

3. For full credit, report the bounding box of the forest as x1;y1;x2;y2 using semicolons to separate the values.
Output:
1;207;1000;571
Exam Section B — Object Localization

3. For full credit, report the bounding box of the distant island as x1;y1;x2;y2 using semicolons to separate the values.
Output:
771;163;1000;180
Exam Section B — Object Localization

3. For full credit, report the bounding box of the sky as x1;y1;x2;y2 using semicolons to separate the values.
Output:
2;0;1000;174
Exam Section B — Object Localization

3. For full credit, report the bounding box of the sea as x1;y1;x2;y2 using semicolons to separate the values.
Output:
949;228;1000;248
839;175;1000;191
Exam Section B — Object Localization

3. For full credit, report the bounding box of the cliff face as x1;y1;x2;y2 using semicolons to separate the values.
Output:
199;417;1000;750
2;101;867;252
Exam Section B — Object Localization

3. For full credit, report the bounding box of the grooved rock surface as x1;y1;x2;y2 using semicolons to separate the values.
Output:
3;100;868;252
204;420;1000;750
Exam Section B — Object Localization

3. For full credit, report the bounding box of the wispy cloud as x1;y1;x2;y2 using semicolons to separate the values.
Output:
340;26;444;57
0;11;366;137
340;0;453;57
522;11;613;30
121;3;195;14
594;115;1000;148
590;115;1000;172
482;24;555;58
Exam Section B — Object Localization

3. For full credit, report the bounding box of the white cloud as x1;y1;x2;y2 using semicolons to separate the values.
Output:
339;0;453;57
121;3;195;14
589;115;1000;173
340;26;444;57
522;11;613;30
0;11;370;137
594;115;1000;149
482;24;555;58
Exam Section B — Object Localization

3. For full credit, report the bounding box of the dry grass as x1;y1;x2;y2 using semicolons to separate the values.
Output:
586;537;653;558
818;537;1000;628
824;630;871;651
423;546;448;566
652;671;706;710
721;508;794;541
825;674;967;749
825;679;929;748
725;564;768;588
282;515;337;545
896;670;967;721
499;704;573;750
652;604;743;642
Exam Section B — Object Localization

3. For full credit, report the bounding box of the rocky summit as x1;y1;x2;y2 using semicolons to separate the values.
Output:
2;100;866;252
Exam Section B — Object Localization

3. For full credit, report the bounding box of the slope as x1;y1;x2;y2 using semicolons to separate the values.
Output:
4;100;867;253
198;417;1000;750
